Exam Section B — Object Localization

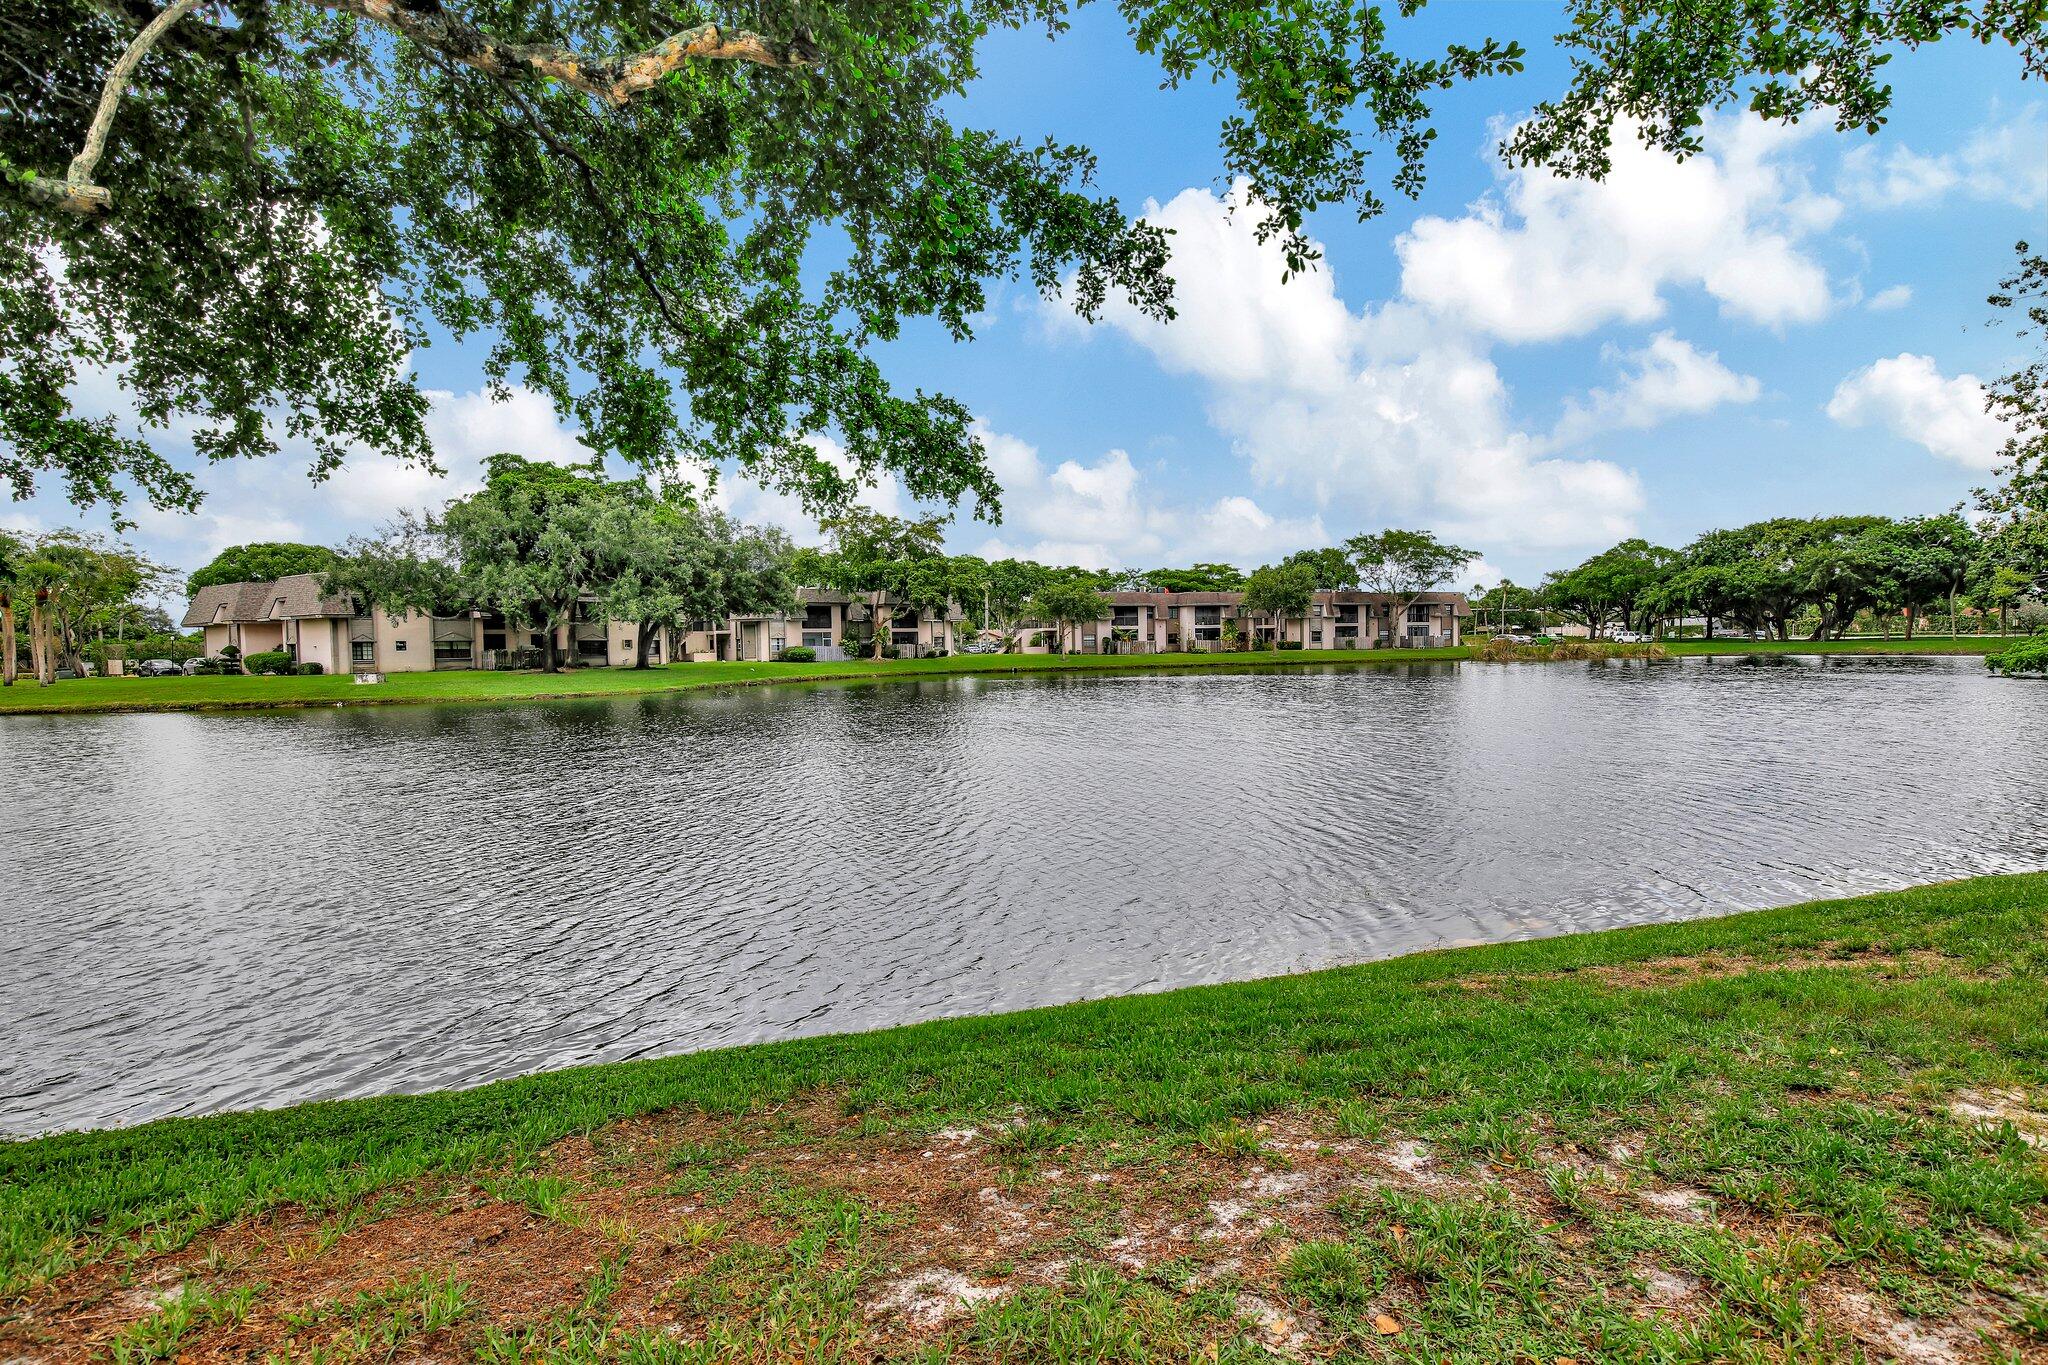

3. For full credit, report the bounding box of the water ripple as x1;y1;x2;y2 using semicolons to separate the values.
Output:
2;656;2044;1135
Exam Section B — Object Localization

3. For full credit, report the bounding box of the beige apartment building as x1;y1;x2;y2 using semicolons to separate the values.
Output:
1021;589;1468;654
183;579;966;673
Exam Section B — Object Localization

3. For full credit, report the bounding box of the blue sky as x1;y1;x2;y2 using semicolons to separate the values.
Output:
17;3;2046;593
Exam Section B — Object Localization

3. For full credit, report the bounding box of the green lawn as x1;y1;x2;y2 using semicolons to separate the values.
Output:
0;635;2013;717
4;874;2045;1359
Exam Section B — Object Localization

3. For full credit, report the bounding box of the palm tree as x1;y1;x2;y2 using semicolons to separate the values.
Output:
0;530;20;687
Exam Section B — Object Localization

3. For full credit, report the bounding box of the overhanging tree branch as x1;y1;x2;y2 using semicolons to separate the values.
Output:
28;0;819;216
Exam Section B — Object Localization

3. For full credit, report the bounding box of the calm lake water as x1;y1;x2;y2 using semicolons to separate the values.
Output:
3;655;2045;1136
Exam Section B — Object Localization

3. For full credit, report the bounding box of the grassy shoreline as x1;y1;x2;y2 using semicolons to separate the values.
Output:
0;635;2011;717
4;873;2045;1359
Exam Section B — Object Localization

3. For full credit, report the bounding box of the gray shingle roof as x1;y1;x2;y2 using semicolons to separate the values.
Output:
180;574;354;627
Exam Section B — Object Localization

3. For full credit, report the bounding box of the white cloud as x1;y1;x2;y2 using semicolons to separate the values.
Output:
1865;284;1914;312
1551;332;1761;446
1838;105;2048;211
1825;354;2010;469
1395;115;1839;340
968;423;1325;569
1080;184;1645;554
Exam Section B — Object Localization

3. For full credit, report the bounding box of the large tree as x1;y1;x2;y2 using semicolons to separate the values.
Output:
186;541;338;595
10;530;171;678
815;508;948;659
2;0;1526;520
597;500;795;667
1345;528;1474;646
14;1;2032;525
1027;577;1111;655
1240;559;1316;646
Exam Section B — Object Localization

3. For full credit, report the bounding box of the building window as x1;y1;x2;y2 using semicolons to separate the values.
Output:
351;640;375;665
1194;607;1222;626
803;631;832;648
394;640;407;652
770;635;786;655
434;638;474;664
576;637;609;657
1195;627;1221;641
1311;629;1323;644
1336;606;1359;623
1408;604;1432;622
483;632;507;651
1112;608;1139;629
803;604;833;630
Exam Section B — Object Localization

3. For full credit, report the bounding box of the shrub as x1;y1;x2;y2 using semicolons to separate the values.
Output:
1988;632;2048;677
777;646;817;663
296;662;325;675
1276;640;1303;650
244;650;295;675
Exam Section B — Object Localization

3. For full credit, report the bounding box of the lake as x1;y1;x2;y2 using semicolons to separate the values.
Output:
3;655;2044;1136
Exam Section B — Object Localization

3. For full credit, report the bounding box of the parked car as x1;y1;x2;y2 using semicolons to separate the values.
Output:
1611;630;1644;644
961;639;1004;654
136;658;182;677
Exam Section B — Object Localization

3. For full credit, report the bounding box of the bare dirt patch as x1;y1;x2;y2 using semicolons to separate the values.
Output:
2;1103;2037;1362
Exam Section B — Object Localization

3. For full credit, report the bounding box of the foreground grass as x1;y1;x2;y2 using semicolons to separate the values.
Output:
4;875;2046;1360
0;635;2011;716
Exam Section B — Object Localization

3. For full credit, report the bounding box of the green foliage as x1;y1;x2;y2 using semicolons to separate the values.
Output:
1981;242;2048;517
242;649;294;675
1506;1;2048;179
1542;538;1678;637
596;500;795;666
1026;577;1112;652
1988;631;2048;676
1240;559;1317;632
1138;563;1245;593
776;645;816;662
1279;546;1356;590
185;543;337;597
2;0;1534;522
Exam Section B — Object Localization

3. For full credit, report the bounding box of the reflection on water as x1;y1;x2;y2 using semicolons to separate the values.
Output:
2;655;2043;1135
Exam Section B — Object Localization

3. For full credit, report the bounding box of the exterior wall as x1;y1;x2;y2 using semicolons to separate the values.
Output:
295;618;344;673
374;610;435;673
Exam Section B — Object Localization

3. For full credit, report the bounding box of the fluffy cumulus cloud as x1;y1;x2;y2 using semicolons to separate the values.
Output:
1080;182;1645;554
23;379;599;579
970;423;1326;569
1395;116;1840;340
1825;355;2010;469
1550;332;1761;446
1865;284;1914;312
1838;105;2048;211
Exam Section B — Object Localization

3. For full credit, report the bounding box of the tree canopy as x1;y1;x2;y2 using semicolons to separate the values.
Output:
11;0;2038;528
186;541;338;595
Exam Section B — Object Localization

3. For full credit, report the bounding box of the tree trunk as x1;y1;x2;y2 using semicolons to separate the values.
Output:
542;631;560;673
633;623;654;669
1;597;14;686
1904;604;1915;640
1949;587;1957;639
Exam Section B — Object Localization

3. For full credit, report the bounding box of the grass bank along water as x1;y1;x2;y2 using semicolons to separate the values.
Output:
0;635;2012;716
4;875;2045;1360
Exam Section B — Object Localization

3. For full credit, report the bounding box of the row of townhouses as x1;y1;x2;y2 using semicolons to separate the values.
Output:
182;575;1466;673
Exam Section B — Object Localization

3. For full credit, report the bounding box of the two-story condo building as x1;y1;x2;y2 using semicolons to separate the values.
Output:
1024;589;1468;653
183;578;966;673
